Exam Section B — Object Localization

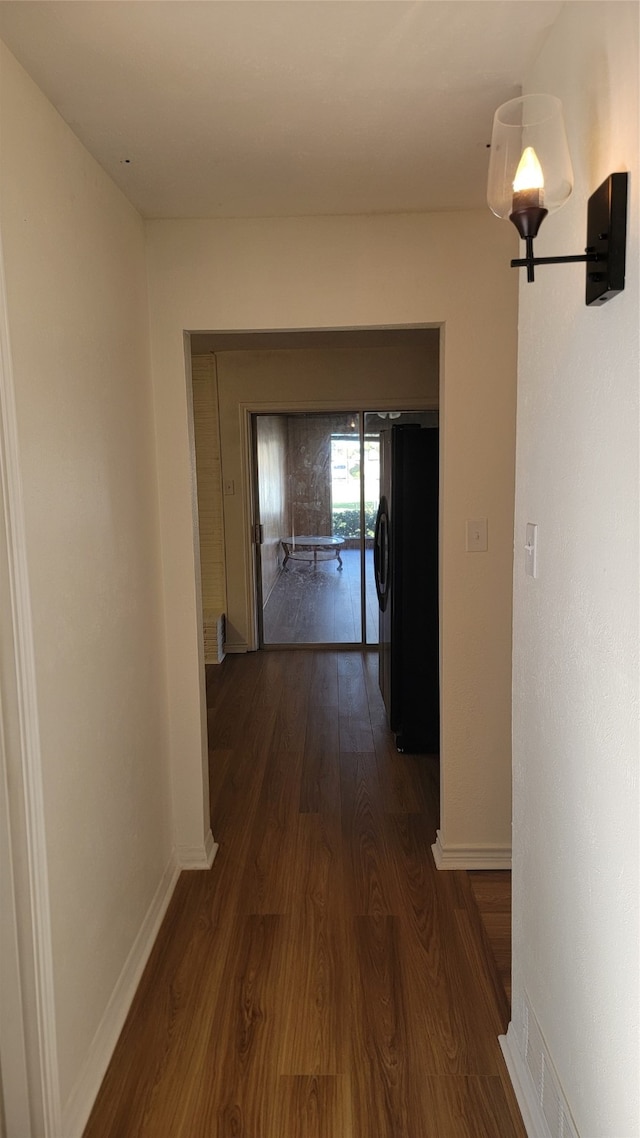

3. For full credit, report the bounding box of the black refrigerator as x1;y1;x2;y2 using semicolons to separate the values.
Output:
373;424;439;753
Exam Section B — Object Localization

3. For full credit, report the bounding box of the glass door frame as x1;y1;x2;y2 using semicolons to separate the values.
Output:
251;408;369;650
241;400;437;651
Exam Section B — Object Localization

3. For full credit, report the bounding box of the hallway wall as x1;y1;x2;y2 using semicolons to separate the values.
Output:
509;4;639;1134
146;209;519;866
0;43;176;1134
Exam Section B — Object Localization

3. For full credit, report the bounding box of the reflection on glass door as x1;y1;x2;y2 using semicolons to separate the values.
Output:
255;411;364;646
254;409;436;647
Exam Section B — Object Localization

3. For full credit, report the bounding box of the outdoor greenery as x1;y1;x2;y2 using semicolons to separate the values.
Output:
332;503;377;539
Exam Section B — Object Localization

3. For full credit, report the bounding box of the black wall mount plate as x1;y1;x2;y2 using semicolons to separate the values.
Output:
585;173;628;306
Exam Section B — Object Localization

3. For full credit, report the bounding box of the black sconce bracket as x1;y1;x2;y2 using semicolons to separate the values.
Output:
510;173;628;306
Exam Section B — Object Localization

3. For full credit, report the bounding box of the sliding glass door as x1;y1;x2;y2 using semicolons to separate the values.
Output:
254;411;364;646
253;409;435;648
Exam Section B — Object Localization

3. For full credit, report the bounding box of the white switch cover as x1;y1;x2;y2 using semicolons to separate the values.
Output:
525;523;538;577
466;517;488;552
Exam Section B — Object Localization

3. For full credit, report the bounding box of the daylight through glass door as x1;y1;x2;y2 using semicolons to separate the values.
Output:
254;409;435;647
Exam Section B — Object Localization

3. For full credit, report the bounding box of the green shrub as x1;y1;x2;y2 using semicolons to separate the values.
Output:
332;504;377;538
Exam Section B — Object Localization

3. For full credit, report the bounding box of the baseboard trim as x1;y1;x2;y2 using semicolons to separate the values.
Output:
431;829;512;870
61;853;180;1138
500;1022;553;1138
177;827;219;869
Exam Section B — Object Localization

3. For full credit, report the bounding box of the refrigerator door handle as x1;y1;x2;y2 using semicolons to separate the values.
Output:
373;497;390;612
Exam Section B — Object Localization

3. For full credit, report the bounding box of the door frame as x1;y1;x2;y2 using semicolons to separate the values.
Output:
239;399;437;651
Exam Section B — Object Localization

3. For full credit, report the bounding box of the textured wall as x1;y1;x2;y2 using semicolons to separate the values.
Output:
511;3;639;1134
287;414;336;538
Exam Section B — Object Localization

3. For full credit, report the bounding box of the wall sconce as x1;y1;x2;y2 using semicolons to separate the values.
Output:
487;94;628;306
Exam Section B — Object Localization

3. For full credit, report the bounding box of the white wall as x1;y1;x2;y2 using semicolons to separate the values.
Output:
0;44;176;1133
509;3;639;1135
146;207;519;865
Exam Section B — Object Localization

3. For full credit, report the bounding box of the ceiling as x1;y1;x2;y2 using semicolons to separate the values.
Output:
0;0;564;220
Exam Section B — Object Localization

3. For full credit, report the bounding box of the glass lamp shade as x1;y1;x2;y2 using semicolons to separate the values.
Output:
487;94;573;221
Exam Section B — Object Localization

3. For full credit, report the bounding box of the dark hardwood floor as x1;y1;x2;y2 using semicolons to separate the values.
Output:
468;871;513;1012
262;548;378;644
83;650;523;1138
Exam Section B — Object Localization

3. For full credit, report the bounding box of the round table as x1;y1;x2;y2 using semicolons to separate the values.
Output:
281;535;345;570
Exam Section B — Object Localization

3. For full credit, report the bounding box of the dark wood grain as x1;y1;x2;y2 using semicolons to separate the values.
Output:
299;651;340;813
387;814;501;1077
276;813;348;1077
187;913;283;1138
337;651;375;752
340;751;395;916
350;915;415;1136
83;650;523;1138
239;747;304;916
468;869;513;1011
274;1075;353;1137
427;1074;527;1138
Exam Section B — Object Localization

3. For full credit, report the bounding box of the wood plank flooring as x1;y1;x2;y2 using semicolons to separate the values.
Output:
468;871;513;1011
262;548;378;645
83;650;524;1138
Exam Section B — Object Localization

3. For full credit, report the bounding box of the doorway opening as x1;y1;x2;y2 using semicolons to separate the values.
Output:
190;326;440;655
252;408;436;648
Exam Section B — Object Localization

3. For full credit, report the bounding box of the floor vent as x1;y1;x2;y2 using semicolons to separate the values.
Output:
523;994;579;1138
203;611;225;664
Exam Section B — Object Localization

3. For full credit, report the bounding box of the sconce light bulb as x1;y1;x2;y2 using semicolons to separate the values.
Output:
513;146;544;193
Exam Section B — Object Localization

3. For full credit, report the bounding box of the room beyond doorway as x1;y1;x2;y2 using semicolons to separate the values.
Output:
253;408;438;648
190;327;440;654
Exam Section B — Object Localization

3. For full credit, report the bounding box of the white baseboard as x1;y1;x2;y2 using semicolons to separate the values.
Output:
61;853;180;1138
501;999;580;1138
431;829;512;870
500;1023;553;1138
177;827;219;869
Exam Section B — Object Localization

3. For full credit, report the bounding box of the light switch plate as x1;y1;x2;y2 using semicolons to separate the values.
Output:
525;523;538;577
466;517;488;552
